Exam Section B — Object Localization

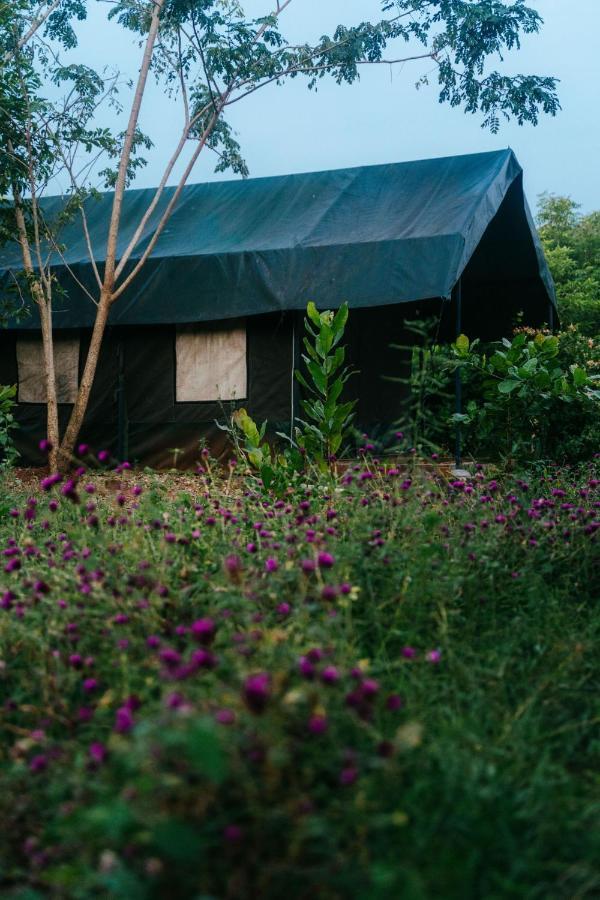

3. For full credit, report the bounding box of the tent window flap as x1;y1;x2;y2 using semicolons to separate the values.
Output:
176;325;247;402
17;334;80;404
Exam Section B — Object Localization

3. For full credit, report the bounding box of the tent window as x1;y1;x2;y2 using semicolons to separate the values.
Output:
176;324;247;402
17;334;80;404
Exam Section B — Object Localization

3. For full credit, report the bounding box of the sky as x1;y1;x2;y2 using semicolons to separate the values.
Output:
62;0;600;213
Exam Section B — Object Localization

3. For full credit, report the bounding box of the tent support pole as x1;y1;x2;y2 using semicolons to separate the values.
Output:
548;302;555;333
290;311;301;442
116;337;128;462
454;280;463;470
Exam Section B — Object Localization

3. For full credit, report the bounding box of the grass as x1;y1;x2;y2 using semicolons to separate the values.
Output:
0;456;598;899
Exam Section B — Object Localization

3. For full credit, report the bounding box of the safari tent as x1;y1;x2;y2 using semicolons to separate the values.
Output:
0;148;556;466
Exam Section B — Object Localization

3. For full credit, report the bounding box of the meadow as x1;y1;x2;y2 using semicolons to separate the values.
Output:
0;452;598;899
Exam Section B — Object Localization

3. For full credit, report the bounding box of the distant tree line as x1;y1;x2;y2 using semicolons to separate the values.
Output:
537;193;600;336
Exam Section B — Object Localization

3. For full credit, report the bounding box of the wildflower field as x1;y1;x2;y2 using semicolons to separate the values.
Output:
0;456;599;899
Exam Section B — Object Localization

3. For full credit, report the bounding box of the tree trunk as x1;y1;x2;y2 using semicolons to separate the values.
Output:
58;0;166;464
58;290;112;465
11;195;60;470
38;293;60;471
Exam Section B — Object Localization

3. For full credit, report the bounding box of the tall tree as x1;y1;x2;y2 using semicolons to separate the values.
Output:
1;0;560;466
537;193;600;335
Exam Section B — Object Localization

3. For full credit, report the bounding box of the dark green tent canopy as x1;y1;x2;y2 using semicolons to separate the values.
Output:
0;148;555;329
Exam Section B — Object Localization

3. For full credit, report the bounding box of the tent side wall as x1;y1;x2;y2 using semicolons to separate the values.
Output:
0;314;294;466
458;175;555;338
0;305;425;466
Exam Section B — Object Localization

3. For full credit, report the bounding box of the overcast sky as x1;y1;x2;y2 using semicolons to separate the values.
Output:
66;0;600;213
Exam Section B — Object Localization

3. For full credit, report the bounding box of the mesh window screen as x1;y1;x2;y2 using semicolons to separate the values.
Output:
176;325;247;402
17;334;80;404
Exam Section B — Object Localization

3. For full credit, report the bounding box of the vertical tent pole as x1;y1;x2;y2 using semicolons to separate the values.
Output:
454;280;463;470
116;337;128;462
290;311;302;442
548;301;555;333
290;315;296;442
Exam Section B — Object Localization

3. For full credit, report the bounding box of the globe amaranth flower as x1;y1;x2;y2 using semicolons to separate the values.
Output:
29;754;49;773
321;665;340;684
191;617;216;645
114;706;135;733
386;693;404;711
339;766;358;786
215;708;236;725
89;742;108;765
308;714;328;735
317;551;335;568
243;672;270;713
223;824;244;843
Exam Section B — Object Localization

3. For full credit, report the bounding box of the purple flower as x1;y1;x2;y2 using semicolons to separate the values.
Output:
243;672;270;713
298;656;316;679
40;473;62;491
190;618;216;645
215;708;236;725
264;557;278;573
29;754;48;773
339;766;358;786
317;551;335;568
190;648;218;669
159;648;181;669
223;824;243;844
224;554;243;579
82;678;99;693
38;439;52;454
165;692;185;709
308;714;328;735
386;693;404;711
426;649;442;664
114;706;134;733
321;665;340;685
97;450;110;463
401;646;416;660
89;742;107;765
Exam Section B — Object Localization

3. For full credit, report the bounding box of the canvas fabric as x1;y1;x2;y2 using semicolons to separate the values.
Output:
175;324;247;402
0;149;556;331
16;334;79;403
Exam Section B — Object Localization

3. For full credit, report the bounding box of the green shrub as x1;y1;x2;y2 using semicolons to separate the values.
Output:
0;384;19;468
448;330;600;462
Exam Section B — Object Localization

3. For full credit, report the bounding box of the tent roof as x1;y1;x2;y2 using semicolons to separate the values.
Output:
0;148;556;329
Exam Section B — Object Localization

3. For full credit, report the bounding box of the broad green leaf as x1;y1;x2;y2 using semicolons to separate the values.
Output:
498;379;520;394
332;303;349;344
306;302;322;328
